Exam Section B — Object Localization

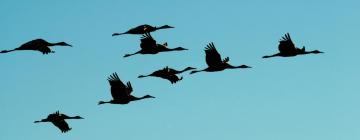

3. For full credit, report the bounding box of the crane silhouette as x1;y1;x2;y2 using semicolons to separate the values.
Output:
263;33;323;58
190;42;251;74
124;33;187;58
138;66;196;84
98;72;155;105
112;24;174;36
34;111;83;133
0;39;72;54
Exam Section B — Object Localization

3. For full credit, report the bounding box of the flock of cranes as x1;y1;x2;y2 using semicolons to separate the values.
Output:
0;24;323;133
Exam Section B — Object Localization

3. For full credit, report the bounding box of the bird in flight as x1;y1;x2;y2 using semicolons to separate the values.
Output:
262;33;323;58
34;111;83;133
98;72;155;105
123;33;187;58
0;39;72;54
190;42;251;74
138;66;196;84
112;24;174;36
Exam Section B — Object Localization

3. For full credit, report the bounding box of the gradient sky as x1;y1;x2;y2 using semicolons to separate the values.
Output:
0;0;359;140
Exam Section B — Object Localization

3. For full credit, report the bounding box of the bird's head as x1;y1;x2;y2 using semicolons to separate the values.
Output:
238;65;252;68
311;50;323;54
56;42;72;47
173;47;188;51
73;116;84;119
143;95;155;99
123;54;132;58
112;33;121;36
159;25;174;29
98;101;107;105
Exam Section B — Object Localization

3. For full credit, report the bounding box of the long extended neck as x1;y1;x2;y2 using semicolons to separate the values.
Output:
164;47;186;52
227;64;250;69
138;74;150;78
98;100;111;105
34;118;49;123
65;116;82;119
190;69;206;74
155;26;168;30
49;42;63;46
178;68;191;74
301;50;320;55
228;65;241;69
263;53;280;58
112;32;126;36
0;49;16;53
131;96;150;101
124;51;141;58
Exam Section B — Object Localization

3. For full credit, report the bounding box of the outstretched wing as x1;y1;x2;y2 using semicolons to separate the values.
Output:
160;73;182;84
107;73;128;100
17;39;53;54
125;82;133;95
51;119;71;133
160;67;182;84
47;111;60;119
38;46;52;54
278;33;296;53
166;74;182;84
47;111;71;133
205;42;223;67
222;57;229;63
140;33;157;50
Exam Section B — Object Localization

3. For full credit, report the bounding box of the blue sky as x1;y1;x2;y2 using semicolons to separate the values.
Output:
0;0;359;140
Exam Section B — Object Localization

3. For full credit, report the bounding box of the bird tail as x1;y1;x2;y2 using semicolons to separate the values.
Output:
0;49;15;53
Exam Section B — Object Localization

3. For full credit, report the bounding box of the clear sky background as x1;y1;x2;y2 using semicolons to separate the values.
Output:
0;0;359;140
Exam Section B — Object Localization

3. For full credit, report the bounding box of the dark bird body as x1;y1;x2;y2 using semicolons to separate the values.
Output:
0;39;72;54
112;24;173;36
34;111;83;133
138;66;196;84
124;33;187;57
190;42;251;74
262;33;323;58
98;73;155;105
